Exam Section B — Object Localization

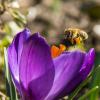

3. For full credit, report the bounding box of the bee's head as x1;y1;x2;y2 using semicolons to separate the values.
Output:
79;30;88;40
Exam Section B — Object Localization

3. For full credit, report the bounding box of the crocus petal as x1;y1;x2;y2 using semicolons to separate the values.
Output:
80;48;95;79
19;33;55;100
46;51;85;100
65;48;95;94
7;28;31;90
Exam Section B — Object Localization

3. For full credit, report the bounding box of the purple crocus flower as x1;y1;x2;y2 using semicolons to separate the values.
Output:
7;28;95;100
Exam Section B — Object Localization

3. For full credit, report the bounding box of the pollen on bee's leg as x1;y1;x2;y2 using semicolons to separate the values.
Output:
75;37;81;44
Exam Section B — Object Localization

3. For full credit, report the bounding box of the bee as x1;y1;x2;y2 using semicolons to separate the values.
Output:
63;28;88;46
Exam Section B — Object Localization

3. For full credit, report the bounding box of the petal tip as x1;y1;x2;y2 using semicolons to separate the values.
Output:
22;28;31;35
34;32;45;39
33;32;47;44
89;48;95;58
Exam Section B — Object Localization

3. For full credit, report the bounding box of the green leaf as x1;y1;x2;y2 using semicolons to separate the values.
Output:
4;47;18;100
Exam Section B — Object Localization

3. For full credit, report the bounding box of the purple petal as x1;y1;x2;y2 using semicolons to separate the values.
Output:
60;48;95;95
80;48;95;79
46;50;85;100
7;28;31;90
19;33;55;100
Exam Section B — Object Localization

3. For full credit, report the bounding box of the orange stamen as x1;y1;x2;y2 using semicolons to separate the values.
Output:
51;45;60;58
51;44;66;58
59;44;66;52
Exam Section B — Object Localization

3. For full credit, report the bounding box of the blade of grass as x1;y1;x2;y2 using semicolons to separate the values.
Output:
68;66;95;100
4;47;18;100
68;64;100;100
0;91;8;100
79;86;99;100
89;65;100;100
89;52;100;100
68;75;91;100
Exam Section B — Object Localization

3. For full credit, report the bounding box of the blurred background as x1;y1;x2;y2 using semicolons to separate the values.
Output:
0;0;100;99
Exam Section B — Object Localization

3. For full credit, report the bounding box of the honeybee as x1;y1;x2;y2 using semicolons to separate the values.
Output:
63;28;88;46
